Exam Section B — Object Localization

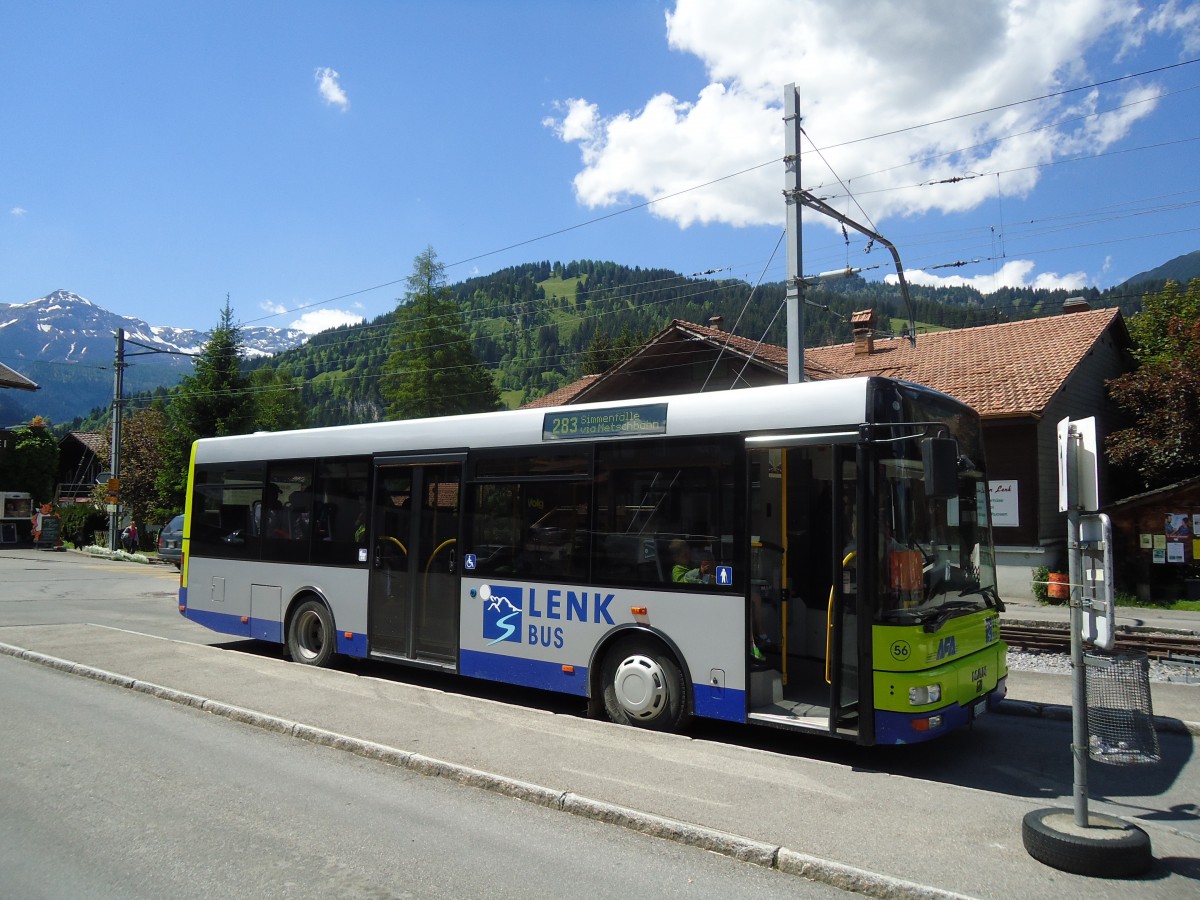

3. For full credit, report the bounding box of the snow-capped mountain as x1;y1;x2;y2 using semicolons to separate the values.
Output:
0;290;309;424
0;290;307;364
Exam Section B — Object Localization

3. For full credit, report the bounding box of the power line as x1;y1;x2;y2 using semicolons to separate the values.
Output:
238;57;1199;335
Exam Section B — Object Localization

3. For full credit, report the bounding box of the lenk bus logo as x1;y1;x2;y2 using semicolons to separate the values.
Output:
482;585;523;645
481;583;617;649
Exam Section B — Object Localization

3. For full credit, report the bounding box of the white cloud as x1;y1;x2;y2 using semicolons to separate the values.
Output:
888;259;1088;293
260;300;289;316
10;206;26;217
546;0;1168;231
315;66;350;110
289;308;363;334
1147;0;1200;54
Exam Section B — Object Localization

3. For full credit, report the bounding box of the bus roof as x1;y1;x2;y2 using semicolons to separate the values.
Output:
192;376;958;465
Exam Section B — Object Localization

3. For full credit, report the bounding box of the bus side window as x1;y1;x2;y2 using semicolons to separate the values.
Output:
310;458;370;567
594;437;738;590
467;480;589;581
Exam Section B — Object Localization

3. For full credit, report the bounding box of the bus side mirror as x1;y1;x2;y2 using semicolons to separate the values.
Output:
921;437;959;499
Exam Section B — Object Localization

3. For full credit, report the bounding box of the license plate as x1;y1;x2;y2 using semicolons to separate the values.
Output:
974;700;987;718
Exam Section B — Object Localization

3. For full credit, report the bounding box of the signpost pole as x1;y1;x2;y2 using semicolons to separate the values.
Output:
108;328;125;551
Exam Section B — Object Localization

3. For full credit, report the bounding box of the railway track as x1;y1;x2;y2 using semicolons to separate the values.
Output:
1001;623;1200;664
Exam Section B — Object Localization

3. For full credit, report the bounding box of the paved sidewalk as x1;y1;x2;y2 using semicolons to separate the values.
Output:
2;622;1197;899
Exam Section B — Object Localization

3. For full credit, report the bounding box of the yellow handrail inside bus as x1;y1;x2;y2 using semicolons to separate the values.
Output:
424;538;456;576
826;551;856;685
422;538;458;624
380;536;408;556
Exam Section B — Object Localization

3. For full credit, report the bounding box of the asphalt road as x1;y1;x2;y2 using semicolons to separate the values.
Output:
1;654;850;899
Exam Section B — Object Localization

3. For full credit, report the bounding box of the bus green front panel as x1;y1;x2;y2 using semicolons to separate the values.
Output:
873;639;1007;714
872;612;1003;673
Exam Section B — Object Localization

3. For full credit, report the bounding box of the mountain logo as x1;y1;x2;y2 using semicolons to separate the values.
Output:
481;584;523;645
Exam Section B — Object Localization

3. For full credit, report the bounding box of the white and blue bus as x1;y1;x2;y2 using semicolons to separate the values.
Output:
178;376;1007;745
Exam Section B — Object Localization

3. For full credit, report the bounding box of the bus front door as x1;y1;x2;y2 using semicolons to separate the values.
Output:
369;458;462;666
748;444;860;739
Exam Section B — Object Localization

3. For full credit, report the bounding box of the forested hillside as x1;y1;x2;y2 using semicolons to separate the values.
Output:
67;258;1150;432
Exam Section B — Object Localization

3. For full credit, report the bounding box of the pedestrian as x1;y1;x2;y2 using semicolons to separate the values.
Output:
122;520;139;553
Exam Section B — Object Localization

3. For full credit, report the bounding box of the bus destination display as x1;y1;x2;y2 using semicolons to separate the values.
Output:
542;403;667;441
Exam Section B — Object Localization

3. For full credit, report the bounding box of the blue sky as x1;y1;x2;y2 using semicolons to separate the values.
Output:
2;0;1199;335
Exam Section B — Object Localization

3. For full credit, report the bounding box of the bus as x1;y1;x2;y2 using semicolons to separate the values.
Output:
178;376;1007;745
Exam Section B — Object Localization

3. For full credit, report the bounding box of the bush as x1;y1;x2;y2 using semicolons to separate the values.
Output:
1031;565;1050;603
56;505;109;548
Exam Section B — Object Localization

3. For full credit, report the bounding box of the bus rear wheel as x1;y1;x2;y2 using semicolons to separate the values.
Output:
601;637;687;732
287;599;336;667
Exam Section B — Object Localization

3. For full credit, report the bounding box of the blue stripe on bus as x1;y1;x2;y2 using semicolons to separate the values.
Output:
693;686;746;723
459;649;589;696
177;607;282;644
338;631;368;657
181;606;251;638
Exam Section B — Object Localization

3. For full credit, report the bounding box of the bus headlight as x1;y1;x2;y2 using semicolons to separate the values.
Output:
909;683;942;706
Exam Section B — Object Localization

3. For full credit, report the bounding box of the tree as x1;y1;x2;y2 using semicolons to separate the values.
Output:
380;246;501;419
1106;279;1200;490
249;367;309;432
1;417;58;504
100;406;170;529
582;330;615;375
157;300;255;508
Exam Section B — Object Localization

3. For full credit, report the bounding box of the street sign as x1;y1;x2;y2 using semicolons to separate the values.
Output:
1057;417;1072;512
1057;417;1099;512
96;470;113;484
1080;513;1116;651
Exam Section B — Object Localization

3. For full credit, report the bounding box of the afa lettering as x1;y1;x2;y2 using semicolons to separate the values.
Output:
529;625;565;648
527;588;615;625
936;636;957;659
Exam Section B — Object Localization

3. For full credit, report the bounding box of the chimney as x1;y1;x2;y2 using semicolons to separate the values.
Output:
1062;296;1090;314
851;308;875;355
707;315;723;331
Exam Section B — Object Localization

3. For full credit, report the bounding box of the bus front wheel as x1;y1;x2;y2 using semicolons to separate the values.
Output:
601;637;687;732
287;599;336;667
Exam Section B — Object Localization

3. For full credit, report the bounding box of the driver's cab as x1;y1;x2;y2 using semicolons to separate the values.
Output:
746;430;998;738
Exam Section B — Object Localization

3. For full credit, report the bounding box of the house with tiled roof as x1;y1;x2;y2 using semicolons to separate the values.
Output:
526;302;1135;599
56;432;106;504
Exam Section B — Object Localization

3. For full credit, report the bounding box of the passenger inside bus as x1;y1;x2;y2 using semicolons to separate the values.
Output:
668;539;715;584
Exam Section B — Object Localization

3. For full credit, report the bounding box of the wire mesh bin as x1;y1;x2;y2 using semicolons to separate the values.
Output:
1085;650;1161;765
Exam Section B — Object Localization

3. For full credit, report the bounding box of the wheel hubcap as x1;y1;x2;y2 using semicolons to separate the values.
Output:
613;654;668;720
296;610;324;661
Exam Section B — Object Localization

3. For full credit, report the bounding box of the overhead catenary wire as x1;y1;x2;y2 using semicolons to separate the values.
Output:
236;58;1199;333
46;61;1200;422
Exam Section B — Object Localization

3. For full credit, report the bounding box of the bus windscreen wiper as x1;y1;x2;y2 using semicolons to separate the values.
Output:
919;599;985;633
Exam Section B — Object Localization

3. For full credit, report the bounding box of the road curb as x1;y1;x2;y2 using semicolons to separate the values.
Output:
1;639;975;900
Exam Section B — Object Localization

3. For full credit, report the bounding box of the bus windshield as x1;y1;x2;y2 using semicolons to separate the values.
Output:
872;425;999;629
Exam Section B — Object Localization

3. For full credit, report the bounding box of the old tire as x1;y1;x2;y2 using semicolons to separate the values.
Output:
601;637;687;732
1022;807;1152;878
287;599;336;667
